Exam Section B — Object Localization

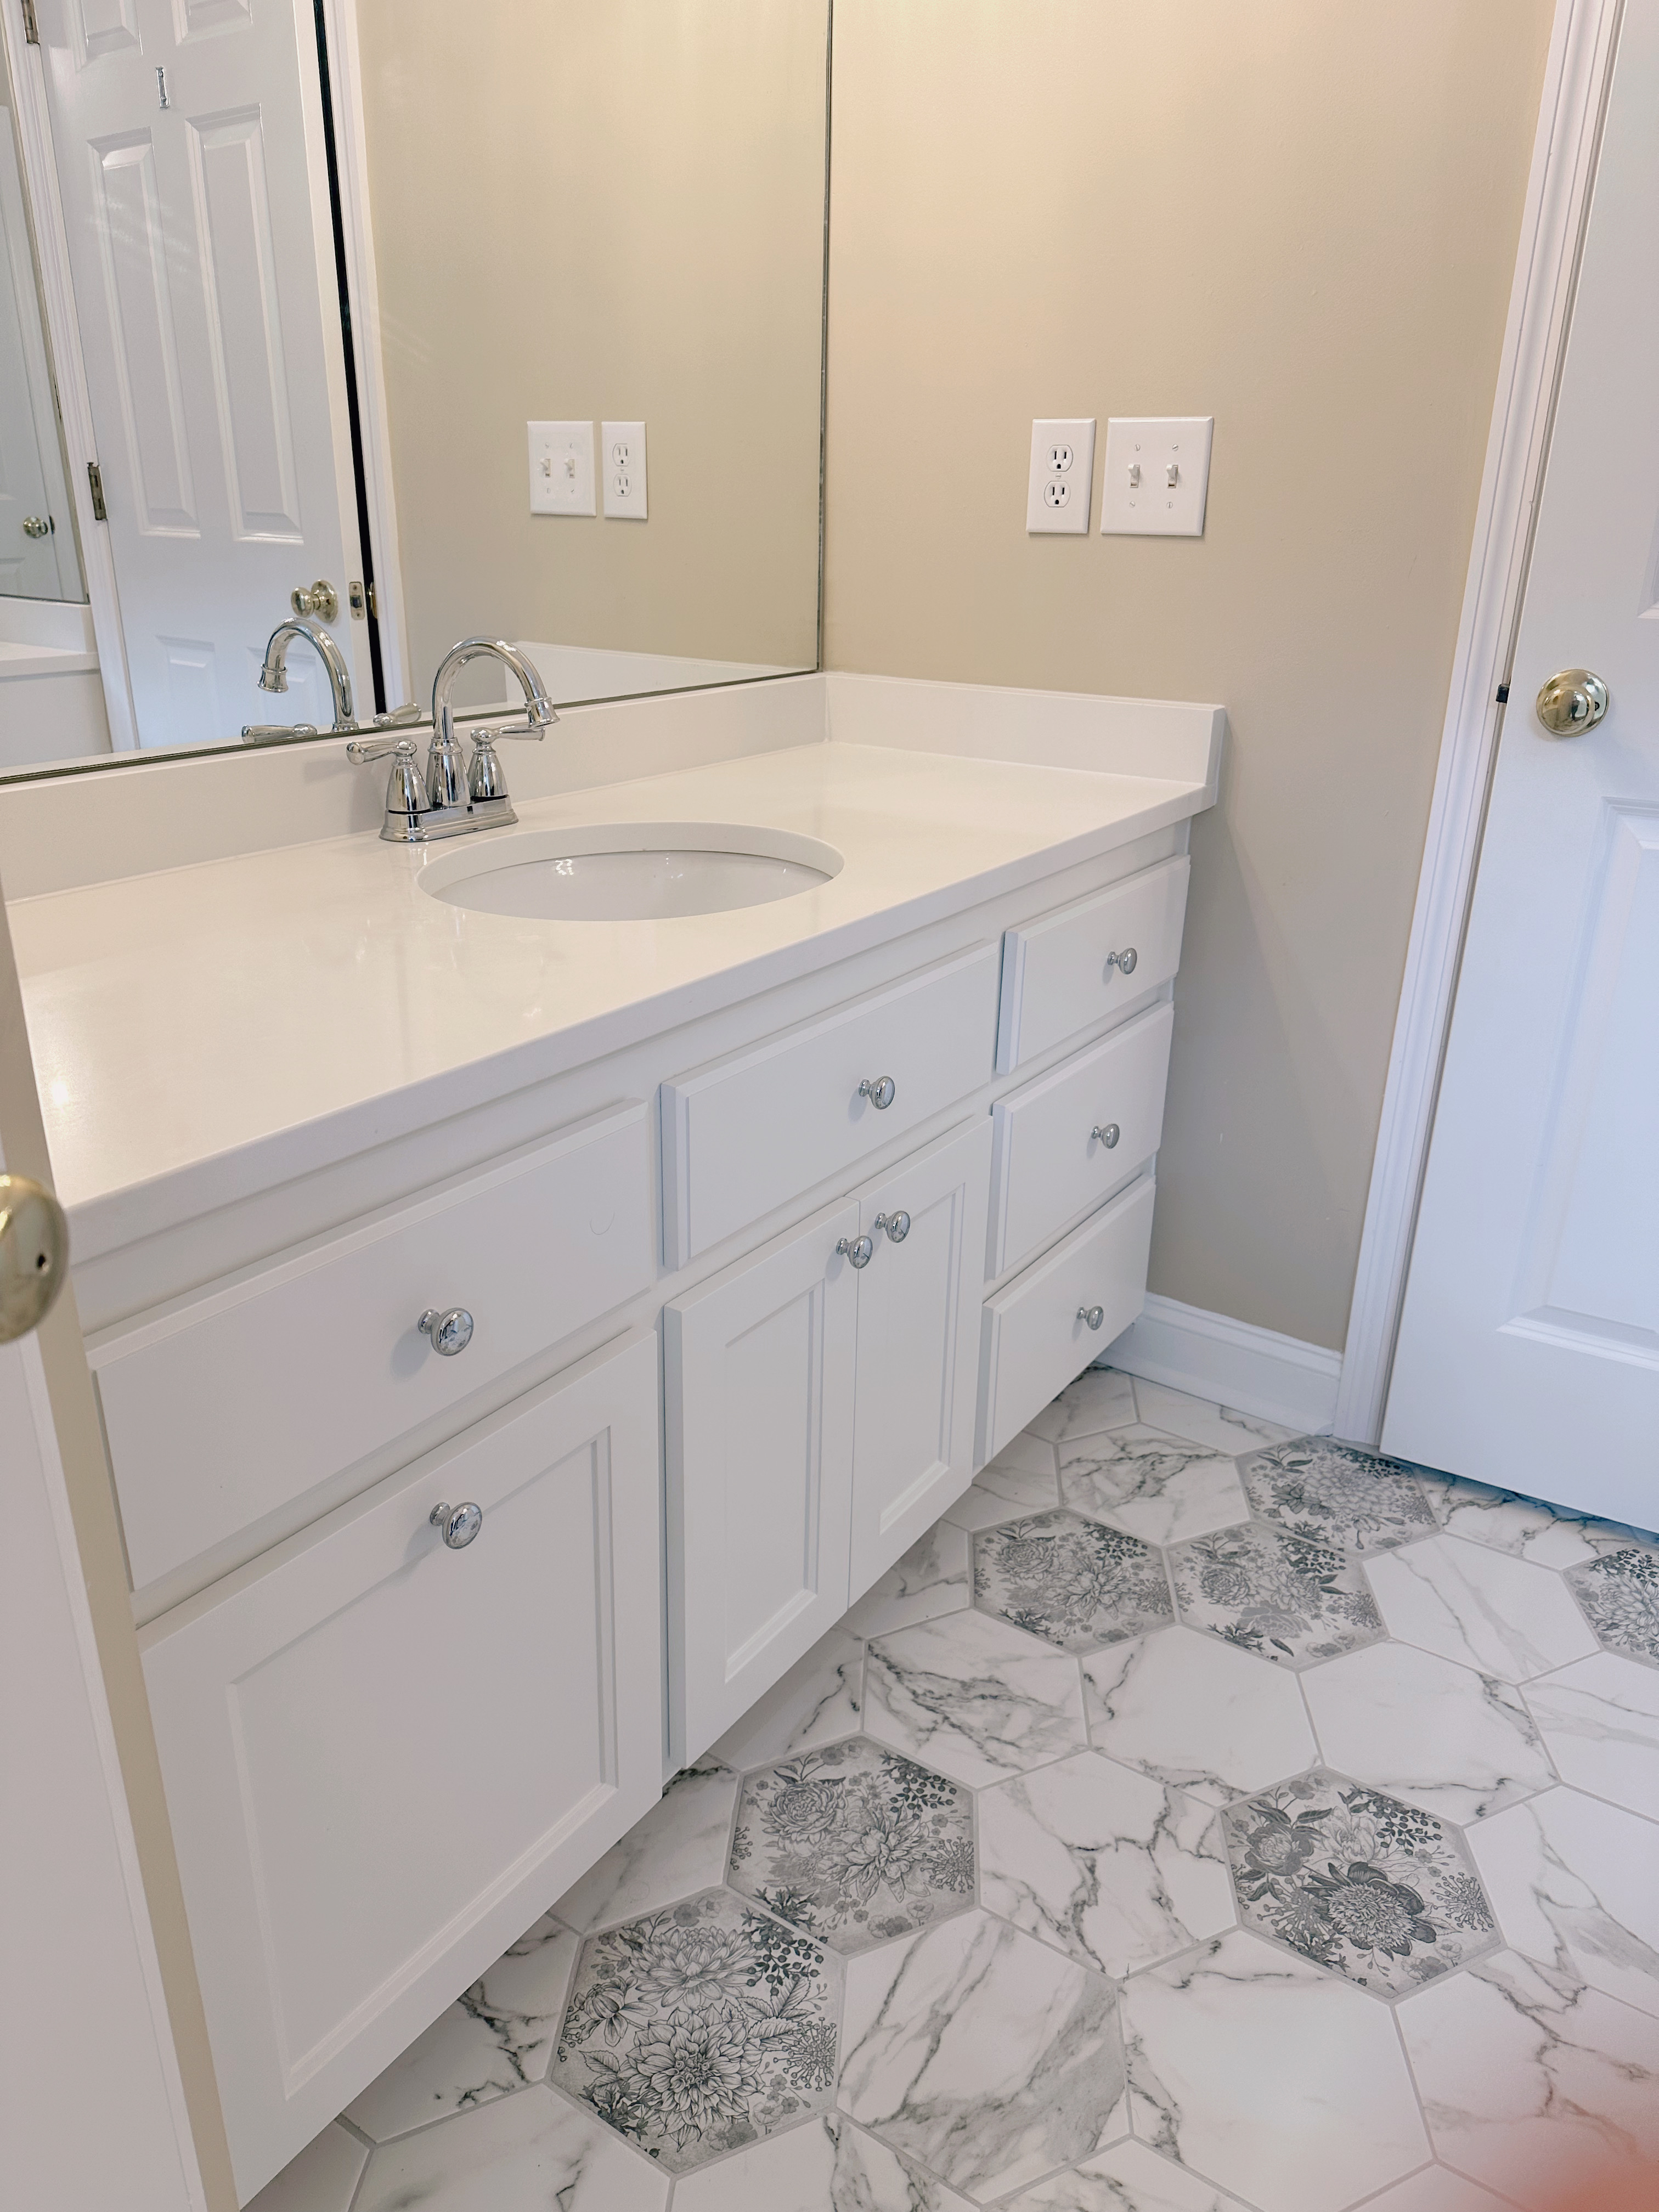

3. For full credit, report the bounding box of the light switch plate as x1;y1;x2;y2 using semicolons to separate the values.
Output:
1026;418;1096;534
602;421;647;519
528;421;595;516
1099;417;1213;536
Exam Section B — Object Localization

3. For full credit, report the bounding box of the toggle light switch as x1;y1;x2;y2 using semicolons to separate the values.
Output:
1099;417;1214;537
528;421;595;516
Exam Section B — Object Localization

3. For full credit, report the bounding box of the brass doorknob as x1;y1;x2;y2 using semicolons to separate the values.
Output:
1535;668;1609;737
0;1174;69;1344
291;579;340;623
21;515;50;539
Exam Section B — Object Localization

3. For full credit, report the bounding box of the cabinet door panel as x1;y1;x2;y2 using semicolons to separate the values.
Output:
665;1203;859;1761
139;1333;662;2204
850;1119;992;1596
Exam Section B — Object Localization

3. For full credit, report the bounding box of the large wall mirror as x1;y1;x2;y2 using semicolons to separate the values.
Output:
0;0;830;778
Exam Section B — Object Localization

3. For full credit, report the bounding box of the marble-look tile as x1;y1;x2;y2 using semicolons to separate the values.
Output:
1523;1651;1659;1820
974;1511;1173;1652
550;1888;840;2174
988;1428;1064;1482
1167;1521;1385;1668
1396;1948;1659;2211
844;1523;972;1639
246;2122;367;2212
942;1459;1059;1534
1081;1628;1317;1805
726;1735;974;1954
711;1628;864;1771
1365;1534;1600;1684
1058;1426;1251;1548
980;1748;1234;1977
353;2084;669;2211
1563;1548;1659;1667
1426;1476;1601;1569
1468;1786;1659;2021
1221;1769;1497;1996
671;2112;975;2210
1127;1380;1299;1456
1354;2169;1520;2212
346;1914;580;2140
1304;1643;1555;1825
1239;1438;1437;1554
838;1908;1125;2202
864;1609;1088;1787
1123;1929;1429;2212
552;1762;739;1933
1001;2138;1250;2212
1029;1367;1139;1444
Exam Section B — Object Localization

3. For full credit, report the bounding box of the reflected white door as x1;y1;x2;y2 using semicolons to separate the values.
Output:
37;0;364;744
1385;0;1659;1525
0;110;78;599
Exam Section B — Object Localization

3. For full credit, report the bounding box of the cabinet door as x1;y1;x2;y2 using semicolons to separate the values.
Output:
139;1333;663;2205
849;1119;993;1597
664;1201;860;1762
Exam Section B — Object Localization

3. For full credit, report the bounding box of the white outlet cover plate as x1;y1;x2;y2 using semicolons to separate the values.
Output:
1100;416;1213;537
1026;417;1096;535
528;421;595;516
602;420;647;519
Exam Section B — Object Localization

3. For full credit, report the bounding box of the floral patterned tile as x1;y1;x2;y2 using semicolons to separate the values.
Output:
549;1888;840;2174
973;1510;1173;1652
1166;1521;1385;1668
1058;1426;1251;1548
1239;1438;1437;1554
1221;1769;1498;1996
726;1736;974;1955
1564;1548;1659;1668
844;1522;971;1640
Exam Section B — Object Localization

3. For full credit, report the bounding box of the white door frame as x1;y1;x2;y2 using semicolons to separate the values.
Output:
0;0;409;744
1334;0;1628;1447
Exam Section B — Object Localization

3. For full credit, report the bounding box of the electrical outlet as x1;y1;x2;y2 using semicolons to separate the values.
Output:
1026;418;1095;534
1099;417;1213;537
602;420;647;519
528;421;595;516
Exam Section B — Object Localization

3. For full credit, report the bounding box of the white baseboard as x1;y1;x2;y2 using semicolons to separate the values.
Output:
1102;1293;1342;1437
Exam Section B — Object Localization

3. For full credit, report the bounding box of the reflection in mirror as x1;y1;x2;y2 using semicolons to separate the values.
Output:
0;0;828;782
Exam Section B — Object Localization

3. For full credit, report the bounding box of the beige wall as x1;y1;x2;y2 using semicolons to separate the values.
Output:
822;0;1553;1351
357;0;827;692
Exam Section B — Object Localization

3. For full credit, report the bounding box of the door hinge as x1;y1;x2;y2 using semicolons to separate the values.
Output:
87;461;108;522
20;0;38;45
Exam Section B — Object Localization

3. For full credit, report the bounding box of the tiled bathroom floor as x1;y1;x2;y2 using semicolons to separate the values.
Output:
254;1371;1659;2212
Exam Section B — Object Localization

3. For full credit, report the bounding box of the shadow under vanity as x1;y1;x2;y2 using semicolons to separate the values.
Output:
2;670;1220;2200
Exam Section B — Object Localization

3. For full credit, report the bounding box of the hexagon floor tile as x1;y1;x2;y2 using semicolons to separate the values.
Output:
1564;1547;1659;1666
1238;1437;1438;1553
1081;1626;1317;1803
1167;1520;1385;1667
726;1735;974;1954
973;1509;1173;1651
1057;1424;1251;1548
863;1606;1088;1786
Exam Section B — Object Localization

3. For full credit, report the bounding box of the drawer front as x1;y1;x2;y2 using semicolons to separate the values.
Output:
94;1102;653;1591
140;1332;663;2202
996;855;1189;1071
661;943;1001;1266
977;1174;1156;1463
989;1002;1173;1278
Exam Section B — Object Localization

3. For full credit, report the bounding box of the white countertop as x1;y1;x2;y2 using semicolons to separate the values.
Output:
9;696;1217;1249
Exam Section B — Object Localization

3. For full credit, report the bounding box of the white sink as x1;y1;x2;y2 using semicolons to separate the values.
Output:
419;821;843;921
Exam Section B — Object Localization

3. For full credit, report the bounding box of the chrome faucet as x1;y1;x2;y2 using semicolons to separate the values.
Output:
347;637;557;844
248;616;356;732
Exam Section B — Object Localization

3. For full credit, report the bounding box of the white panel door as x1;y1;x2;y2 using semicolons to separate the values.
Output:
1386;0;1659;1524
664;1198;859;1762
0;111;79;598
849;1118;991;1596
38;0;364;744
140;1332;663;2203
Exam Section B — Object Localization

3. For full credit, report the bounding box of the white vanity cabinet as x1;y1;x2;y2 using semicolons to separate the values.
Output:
139;1332;664;2203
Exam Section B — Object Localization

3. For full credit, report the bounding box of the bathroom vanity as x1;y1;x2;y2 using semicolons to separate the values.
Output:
2;670;1220;2199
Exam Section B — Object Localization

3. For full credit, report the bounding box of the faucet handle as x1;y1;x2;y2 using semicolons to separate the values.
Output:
346;732;407;763
373;702;423;729
242;722;319;746
492;713;552;740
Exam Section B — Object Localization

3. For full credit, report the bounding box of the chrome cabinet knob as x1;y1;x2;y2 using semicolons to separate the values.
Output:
837;1234;874;1269
430;1499;483;1548
1077;1304;1106;1331
1535;668;1610;737
419;1305;475;1356
874;1210;911;1243
1104;947;1138;978
1091;1122;1121;1149
859;1075;896;1110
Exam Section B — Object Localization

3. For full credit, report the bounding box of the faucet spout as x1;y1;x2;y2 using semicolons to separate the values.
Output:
431;637;557;749
258;617;356;730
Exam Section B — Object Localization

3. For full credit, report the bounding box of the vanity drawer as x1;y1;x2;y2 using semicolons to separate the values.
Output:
977;1173;1155;1464
92;1102;654;1591
995;855;1189;1071
661;942;1000;1266
989;1002;1173;1279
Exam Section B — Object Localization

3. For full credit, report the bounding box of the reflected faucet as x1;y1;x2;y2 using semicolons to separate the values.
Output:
256;616;356;730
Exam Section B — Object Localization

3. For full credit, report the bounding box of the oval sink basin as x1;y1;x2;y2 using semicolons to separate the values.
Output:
419;821;843;922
